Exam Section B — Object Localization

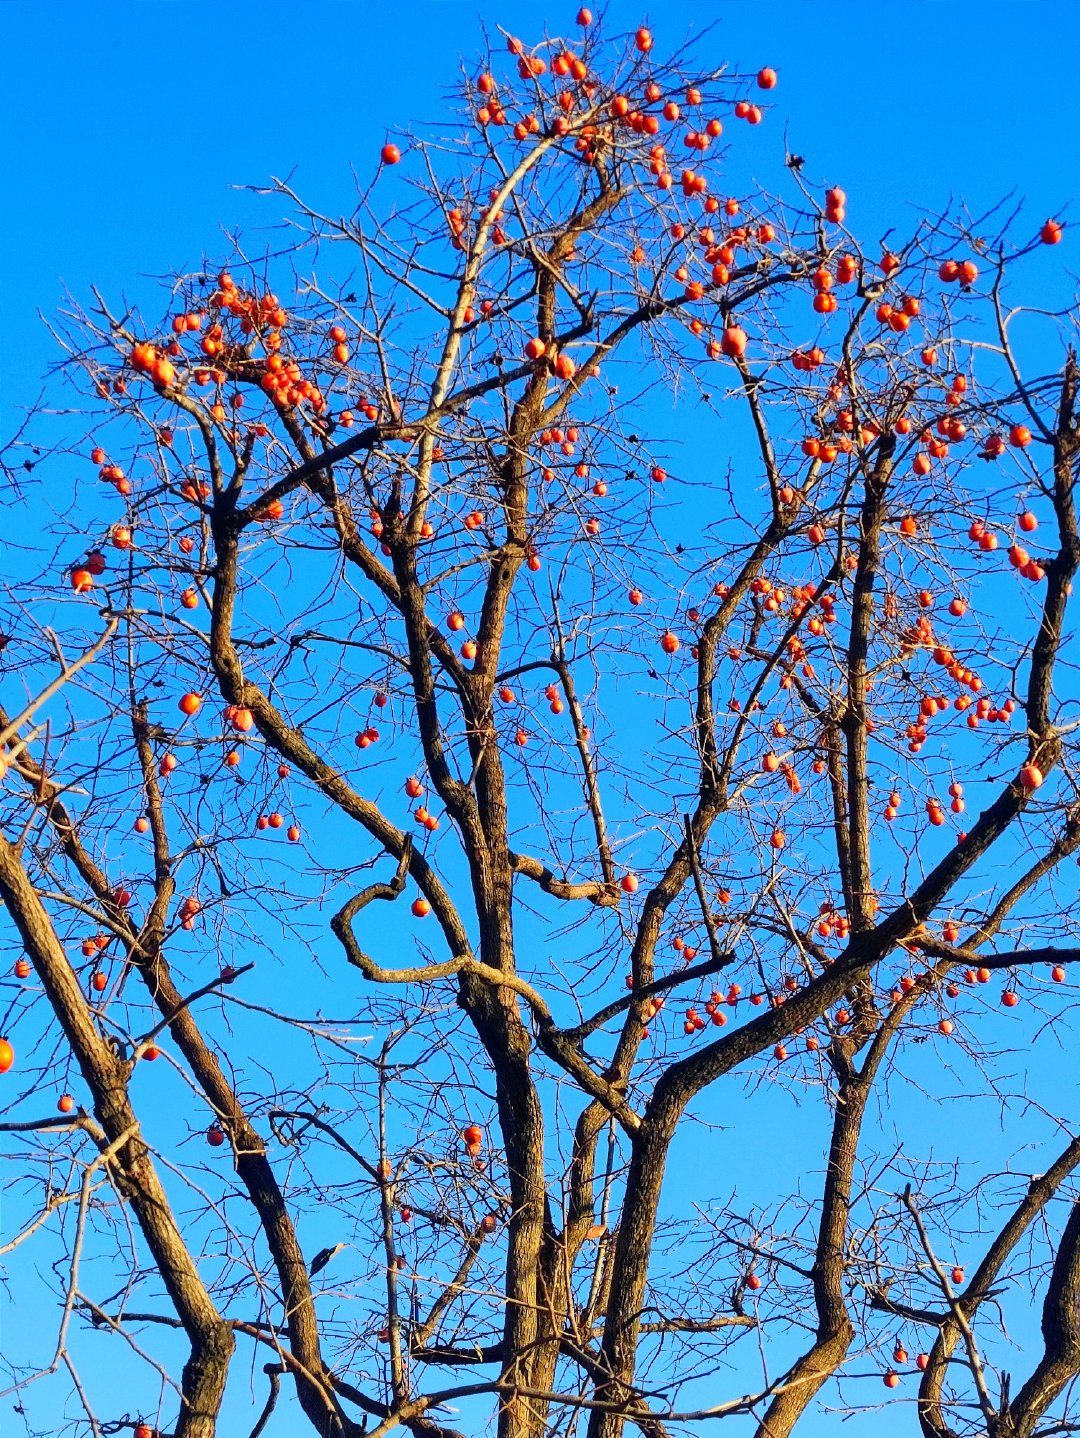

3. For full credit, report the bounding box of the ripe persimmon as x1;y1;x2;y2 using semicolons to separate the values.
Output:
720;324;748;358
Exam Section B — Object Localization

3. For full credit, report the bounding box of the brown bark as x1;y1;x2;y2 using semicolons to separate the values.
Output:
0;834;234;1438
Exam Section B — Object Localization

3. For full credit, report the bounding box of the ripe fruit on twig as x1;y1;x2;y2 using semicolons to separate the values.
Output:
0;1038;14;1074
720;324;748;358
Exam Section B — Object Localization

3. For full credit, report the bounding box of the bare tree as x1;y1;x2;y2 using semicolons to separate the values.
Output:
2;16;1079;1438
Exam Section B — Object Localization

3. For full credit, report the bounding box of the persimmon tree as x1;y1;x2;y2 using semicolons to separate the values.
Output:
3;13;1080;1438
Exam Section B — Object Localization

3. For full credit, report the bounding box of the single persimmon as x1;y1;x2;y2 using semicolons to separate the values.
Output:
721;324;748;357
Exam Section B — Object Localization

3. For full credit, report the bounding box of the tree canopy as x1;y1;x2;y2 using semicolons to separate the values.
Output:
2;12;1080;1438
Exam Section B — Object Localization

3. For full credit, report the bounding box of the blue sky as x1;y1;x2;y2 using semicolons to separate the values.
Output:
3;3;1080;1436
3;0;1077;430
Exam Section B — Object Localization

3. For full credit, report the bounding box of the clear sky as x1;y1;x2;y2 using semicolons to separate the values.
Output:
3;0;1077;432
3;3;1080;1436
